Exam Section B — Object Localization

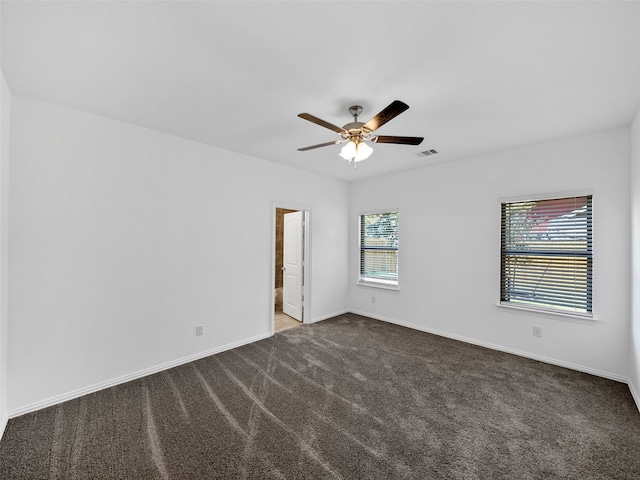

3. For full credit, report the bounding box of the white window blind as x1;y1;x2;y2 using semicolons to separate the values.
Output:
360;211;398;285
500;195;592;315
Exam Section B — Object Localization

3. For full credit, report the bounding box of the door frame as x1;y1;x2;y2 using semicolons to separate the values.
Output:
271;202;311;335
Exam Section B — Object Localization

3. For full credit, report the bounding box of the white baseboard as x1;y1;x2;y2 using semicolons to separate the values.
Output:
308;309;349;324
8;331;272;419
349;310;628;383
9;312;635;419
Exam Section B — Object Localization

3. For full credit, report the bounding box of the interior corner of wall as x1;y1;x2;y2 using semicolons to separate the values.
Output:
0;411;7;442
629;374;640;414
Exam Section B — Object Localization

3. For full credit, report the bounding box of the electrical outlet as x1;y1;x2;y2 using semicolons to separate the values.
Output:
196;325;204;336
371;296;376;303
533;326;542;338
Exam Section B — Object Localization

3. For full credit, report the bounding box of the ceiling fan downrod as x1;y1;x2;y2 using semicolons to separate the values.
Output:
348;105;363;123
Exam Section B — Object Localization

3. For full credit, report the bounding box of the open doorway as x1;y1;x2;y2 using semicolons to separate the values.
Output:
273;206;309;333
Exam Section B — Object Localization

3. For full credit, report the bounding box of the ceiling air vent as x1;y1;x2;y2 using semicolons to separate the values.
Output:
417;149;438;157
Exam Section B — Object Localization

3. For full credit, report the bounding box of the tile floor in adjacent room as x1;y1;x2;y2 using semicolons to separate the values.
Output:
274;311;301;332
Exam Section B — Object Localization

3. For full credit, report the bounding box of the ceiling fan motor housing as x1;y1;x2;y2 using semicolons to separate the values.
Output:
342;122;369;140
343;106;370;141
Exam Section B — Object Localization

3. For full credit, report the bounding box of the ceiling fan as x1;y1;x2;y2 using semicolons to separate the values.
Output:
297;100;424;164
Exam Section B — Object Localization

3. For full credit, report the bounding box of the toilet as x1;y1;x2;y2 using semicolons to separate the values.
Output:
274;287;284;310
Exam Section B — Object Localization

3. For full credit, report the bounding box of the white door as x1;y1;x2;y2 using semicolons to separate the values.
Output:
283;211;304;321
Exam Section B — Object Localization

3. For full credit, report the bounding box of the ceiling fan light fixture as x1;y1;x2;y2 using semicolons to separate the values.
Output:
353;141;373;162
339;140;357;160
339;140;373;163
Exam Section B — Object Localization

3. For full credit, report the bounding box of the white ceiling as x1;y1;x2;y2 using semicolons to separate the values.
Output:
3;1;640;182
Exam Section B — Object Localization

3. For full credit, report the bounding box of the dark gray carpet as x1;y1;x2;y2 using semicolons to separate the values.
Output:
1;313;639;479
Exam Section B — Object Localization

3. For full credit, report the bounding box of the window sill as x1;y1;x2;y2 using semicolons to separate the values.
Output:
357;280;399;291
496;302;597;324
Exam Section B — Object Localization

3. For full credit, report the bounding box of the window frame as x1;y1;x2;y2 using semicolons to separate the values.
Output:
358;209;399;290
498;191;594;320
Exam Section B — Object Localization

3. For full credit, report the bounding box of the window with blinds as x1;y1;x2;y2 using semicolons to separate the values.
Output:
360;211;398;286
500;195;592;316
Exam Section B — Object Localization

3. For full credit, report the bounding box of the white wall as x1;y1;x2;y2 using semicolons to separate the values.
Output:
0;69;10;438
350;128;631;381
5;92;637;417
7;95;349;414
630;110;640;408
0;74;9;436
0;0;10;436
